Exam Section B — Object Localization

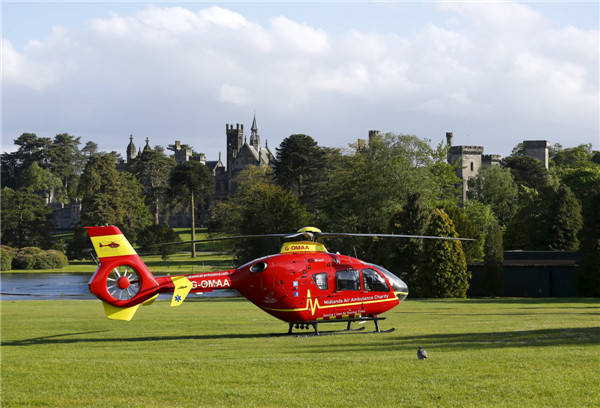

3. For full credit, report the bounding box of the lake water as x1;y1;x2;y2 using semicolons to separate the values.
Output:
0;273;239;300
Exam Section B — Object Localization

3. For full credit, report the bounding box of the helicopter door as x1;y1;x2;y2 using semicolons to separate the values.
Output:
362;268;390;292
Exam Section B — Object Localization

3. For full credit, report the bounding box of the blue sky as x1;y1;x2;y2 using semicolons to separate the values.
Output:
2;1;599;160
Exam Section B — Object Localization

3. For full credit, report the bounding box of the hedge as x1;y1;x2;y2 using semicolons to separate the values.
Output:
11;247;69;270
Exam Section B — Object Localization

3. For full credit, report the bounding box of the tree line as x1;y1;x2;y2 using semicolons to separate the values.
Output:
1;132;599;296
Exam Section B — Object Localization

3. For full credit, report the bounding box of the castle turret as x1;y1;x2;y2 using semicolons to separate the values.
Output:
250;114;260;150
126;135;136;163
143;137;151;153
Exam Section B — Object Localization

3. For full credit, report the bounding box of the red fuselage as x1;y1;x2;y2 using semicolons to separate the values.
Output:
171;249;408;324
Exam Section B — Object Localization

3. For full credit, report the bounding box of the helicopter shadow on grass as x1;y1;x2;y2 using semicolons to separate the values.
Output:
2;330;277;347
5;326;599;349
297;326;600;354
452;297;600;306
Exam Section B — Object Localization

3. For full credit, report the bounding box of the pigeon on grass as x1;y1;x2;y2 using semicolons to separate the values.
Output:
417;346;427;360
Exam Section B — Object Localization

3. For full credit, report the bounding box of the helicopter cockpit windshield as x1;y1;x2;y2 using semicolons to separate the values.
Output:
369;264;409;301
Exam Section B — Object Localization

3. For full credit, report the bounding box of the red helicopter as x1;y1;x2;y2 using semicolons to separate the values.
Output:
86;225;468;335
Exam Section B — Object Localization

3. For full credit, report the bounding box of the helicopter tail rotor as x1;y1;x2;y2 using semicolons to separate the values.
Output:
86;226;193;321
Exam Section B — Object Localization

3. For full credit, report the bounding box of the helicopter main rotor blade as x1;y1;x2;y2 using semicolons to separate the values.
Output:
152;231;475;247
152;232;307;247
313;232;475;241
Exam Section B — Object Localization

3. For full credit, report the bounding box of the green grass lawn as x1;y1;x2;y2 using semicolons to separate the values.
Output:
2;298;599;407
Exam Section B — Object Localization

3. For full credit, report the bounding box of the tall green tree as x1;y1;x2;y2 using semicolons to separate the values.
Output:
81;141;98;157
417;209;469;298
169;161;215;258
1;187;54;248
467;165;518;226
559;166;600;210
317;133;460;259
20;162;66;202
551;143;594;169
1;133;52;189
502;155;550;190
481;218;504;297
68;154;150;259
48;133;83;198
437;202;483;262
544;184;583;250
274;134;322;200
504;184;583;250
128;149;176;225
463;201;497;243
380;192;430;294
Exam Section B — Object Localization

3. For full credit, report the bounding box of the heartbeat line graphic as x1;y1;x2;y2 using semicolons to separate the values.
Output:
263;290;399;316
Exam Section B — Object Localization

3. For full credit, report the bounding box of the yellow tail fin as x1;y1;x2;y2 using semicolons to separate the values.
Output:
102;302;140;321
171;276;192;307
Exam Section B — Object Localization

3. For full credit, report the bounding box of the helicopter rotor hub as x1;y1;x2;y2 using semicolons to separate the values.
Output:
117;276;131;290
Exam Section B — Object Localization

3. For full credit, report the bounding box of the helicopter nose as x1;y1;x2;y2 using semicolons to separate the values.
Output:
396;278;409;302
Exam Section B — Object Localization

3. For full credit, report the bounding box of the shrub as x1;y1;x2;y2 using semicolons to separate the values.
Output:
12;247;69;270
1;246;15;271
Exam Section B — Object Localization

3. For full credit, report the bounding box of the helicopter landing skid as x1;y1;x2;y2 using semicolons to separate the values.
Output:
286;317;395;337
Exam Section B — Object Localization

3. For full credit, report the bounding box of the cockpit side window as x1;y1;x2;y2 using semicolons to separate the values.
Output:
312;272;328;290
335;269;360;291
362;268;390;292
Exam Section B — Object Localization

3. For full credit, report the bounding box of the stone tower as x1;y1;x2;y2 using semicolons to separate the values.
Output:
226;123;244;172
523;140;550;169
448;145;485;203
226;123;244;191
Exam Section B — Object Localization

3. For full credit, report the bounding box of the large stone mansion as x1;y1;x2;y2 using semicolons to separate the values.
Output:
52;115;276;230
123;114;276;202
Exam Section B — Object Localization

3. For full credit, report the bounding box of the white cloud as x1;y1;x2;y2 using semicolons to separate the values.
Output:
198;6;249;30
2;2;598;157
2;38;63;92
270;15;330;55
218;84;252;106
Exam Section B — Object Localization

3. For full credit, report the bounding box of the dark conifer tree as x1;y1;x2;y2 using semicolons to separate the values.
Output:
381;192;429;295
418;209;469;298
